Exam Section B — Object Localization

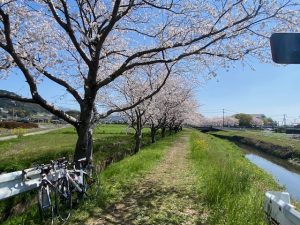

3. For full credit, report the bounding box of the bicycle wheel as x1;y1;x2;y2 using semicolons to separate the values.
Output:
55;177;72;221
38;185;54;224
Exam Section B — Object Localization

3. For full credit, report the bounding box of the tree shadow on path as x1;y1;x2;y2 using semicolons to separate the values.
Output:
87;135;209;225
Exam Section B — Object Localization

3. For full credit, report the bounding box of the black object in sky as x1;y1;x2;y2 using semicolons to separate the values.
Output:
270;33;300;64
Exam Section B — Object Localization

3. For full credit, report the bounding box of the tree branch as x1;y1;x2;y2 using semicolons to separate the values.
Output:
30;60;83;105
96;0;268;89
0;8;78;126
96;62;173;120
45;0;91;66
0;93;35;103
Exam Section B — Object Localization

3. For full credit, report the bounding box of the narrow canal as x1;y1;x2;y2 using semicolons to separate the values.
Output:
238;143;300;201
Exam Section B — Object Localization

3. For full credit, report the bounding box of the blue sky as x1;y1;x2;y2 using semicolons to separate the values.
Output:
1;58;300;125
0;72;78;110
196;59;300;125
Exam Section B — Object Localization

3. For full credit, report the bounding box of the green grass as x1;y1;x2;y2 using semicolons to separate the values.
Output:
2;127;289;224
68;131;184;224
189;131;281;225
0;126;183;225
0;124;138;224
0;124;156;172
213;130;300;154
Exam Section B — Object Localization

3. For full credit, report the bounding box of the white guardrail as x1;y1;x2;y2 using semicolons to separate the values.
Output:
0;168;59;201
265;191;300;225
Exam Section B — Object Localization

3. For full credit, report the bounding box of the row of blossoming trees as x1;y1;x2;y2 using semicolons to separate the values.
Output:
195;116;264;128
106;66;199;153
0;0;299;162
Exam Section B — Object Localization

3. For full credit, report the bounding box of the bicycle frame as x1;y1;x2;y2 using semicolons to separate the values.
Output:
56;160;89;194
39;166;57;209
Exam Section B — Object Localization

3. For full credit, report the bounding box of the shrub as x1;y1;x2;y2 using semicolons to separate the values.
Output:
12;128;27;137
0;121;38;129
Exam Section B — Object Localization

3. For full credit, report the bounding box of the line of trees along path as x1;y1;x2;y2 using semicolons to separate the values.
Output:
0;0;299;162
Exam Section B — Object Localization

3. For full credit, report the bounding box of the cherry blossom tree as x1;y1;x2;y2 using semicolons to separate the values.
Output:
162;92;195;135
251;117;264;127
114;68;195;149
146;76;195;141
225;117;239;127
0;0;299;161
197;116;238;127
184;112;204;127
111;65;172;153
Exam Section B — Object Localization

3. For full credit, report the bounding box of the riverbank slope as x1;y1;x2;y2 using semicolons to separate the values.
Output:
210;130;300;164
190;131;282;224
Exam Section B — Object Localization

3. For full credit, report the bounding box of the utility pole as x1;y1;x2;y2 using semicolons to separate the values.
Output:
283;114;287;127
222;109;225;128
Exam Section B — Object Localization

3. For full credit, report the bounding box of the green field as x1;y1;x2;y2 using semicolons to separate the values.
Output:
0;124;155;172
213;130;300;154
0;124;165;223
68;131;185;224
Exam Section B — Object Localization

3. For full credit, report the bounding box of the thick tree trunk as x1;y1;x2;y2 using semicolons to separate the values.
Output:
150;126;156;143
134;129;142;154
74;125;93;162
161;126;166;138
174;126;179;133
134;112;142;154
169;126;172;135
74;103;94;162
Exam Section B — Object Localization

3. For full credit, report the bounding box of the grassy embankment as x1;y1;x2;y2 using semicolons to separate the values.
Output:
0;124;181;224
190;131;281;225
211;130;300;159
0;124;155;172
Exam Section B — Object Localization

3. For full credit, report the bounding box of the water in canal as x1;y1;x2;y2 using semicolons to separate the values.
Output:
238;144;300;201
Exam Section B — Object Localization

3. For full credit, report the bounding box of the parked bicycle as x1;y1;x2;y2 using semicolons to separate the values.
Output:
23;162;59;224
54;158;72;221
23;157;99;223
71;157;100;199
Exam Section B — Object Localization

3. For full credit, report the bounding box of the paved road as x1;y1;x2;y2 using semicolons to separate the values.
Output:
0;135;18;141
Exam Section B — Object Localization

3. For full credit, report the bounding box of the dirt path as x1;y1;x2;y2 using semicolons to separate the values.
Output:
87;135;208;225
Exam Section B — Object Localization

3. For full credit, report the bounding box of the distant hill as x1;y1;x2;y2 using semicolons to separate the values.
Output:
0;90;48;117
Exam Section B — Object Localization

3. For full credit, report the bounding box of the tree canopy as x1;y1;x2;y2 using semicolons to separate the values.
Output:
0;0;299;160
